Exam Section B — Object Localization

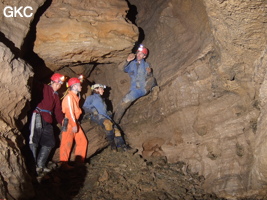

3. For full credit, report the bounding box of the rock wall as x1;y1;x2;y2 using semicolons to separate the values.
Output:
89;0;267;198
34;0;138;71
0;0;45;50
0;0;138;199
0;1;44;199
112;0;267;198
0;45;34;196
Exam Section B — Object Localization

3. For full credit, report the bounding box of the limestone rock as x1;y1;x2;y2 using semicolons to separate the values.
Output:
0;120;34;200
0;0;46;49
34;0;139;71
102;0;267;198
0;43;33;129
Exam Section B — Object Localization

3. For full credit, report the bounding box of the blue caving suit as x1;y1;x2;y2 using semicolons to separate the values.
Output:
83;93;126;148
114;58;156;123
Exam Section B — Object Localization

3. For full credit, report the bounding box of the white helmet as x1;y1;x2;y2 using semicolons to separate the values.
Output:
91;83;106;90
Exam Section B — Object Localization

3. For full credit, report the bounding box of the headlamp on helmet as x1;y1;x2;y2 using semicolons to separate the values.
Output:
138;44;144;52
137;44;148;55
78;74;84;83
51;73;65;84
91;84;106;90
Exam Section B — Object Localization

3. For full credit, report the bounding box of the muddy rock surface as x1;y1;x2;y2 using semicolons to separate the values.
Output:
32;148;224;200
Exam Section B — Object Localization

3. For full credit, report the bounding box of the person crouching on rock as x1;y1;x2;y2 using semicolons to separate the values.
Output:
82;84;134;152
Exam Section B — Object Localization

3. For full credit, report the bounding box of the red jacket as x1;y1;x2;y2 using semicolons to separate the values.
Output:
35;84;64;124
62;91;82;127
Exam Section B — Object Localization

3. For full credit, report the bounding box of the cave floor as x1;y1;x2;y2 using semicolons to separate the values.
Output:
31;148;225;200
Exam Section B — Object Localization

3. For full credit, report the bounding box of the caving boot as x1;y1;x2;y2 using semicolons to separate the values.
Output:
116;142;137;154
36;146;52;174
106;132;117;152
60;162;75;171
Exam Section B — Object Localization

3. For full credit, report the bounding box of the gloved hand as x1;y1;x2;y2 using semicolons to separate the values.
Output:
57;123;62;130
107;111;112;117
91;108;99;115
127;53;135;62
72;126;78;133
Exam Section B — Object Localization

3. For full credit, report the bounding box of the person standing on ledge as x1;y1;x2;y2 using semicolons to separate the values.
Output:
114;44;158;124
60;77;88;170
29;73;65;175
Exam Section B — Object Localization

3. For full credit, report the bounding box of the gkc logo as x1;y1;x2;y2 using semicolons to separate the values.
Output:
3;6;33;18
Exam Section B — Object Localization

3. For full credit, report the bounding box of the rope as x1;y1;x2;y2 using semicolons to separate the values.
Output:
61;88;70;100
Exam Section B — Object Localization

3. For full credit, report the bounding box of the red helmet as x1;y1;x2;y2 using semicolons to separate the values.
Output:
67;77;81;87
51;73;65;84
137;45;148;55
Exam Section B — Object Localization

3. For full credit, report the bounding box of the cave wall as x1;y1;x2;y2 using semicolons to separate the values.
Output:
114;0;267;198
0;1;46;199
0;0;138;199
34;0;139;71
40;0;267;198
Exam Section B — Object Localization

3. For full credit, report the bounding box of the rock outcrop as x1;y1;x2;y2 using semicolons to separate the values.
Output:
90;0;267;198
0;1;45;199
0;0;45;50
0;22;35;200
34;0;138;71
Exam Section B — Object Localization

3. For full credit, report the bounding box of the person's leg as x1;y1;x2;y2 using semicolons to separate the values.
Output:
145;76;158;93
29;112;42;163
113;127;125;147
103;119;117;151
60;125;75;162
114;90;139;123
74;125;88;163
36;121;55;173
29;143;38;162
36;146;53;172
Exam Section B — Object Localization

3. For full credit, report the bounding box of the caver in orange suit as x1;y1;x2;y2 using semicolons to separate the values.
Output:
60;90;88;163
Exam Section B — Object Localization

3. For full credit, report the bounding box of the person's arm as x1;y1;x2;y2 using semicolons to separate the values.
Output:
54;94;64;124
123;61;130;73
82;96;91;113
82;96;98;114
145;62;152;76
63;95;77;128
124;53;135;73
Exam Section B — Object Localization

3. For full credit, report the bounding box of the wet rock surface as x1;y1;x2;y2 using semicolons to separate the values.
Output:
32;149;225;200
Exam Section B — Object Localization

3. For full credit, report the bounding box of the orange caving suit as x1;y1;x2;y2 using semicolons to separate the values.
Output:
60;90;88;163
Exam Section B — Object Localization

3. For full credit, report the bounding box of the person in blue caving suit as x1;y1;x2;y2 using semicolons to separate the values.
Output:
114;45;158;124
83;84;134;152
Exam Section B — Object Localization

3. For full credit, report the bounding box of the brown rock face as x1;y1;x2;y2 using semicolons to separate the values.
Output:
0;1;46;199
0;43;33;129
0;42;34;199
123;0;267;198
34;0;139;71
0;0;45;49
91;0;267;198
